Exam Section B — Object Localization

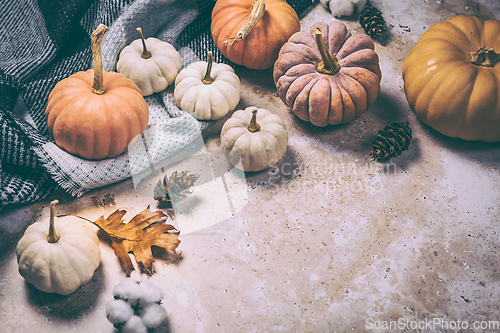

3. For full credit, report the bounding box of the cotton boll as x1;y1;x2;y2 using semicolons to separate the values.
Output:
106;299;134;325
139;303;168;328
137;280;164;307
320;0;367;17
121;315;149;333
113;278;142;307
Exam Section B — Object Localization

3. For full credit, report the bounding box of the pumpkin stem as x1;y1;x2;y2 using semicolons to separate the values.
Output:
470;47;500;67
47;200;60;243
247;108;261;133
224;0;265;46
202;51;214;85
314;28;341;75
137;27;152;59
91;24;109;95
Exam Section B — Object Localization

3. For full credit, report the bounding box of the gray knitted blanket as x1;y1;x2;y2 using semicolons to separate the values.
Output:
0;0;314;207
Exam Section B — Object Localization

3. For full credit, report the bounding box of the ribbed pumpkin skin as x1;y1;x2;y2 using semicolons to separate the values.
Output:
117;38;181;96
402;15;500;142
16;216;101;295
273;21;382;127
220;107;288;172
46;69;149;160
174;61;241;120
211;0;300;70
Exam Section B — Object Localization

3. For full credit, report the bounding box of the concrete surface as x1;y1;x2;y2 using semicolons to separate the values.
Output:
1;0;500;332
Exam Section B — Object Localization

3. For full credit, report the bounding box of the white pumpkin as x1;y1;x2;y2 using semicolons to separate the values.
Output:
16;200;101;295
117;28;181;96
220;107;288;172
319;0;367;17
174;51;241;120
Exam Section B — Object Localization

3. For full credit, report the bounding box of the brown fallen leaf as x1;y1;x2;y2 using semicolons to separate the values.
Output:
92;206;180;276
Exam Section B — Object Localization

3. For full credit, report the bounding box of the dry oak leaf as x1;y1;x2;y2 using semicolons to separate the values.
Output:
92;206;180;276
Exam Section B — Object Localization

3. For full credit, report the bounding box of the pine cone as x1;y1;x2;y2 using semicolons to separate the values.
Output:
370;122;412;161
359;1;385;38
153;170;200;205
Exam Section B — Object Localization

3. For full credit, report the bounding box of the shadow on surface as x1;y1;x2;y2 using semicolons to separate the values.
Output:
422;123;500;166
243;145;302;190
286;92;422;171
24;264;105;321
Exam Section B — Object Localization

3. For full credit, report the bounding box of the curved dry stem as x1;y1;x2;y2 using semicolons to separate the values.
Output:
202;51;214;84
315;28;341;75
137;27;152;59
224;0;265;46
247;108;261;133
91;24;109;95
47;200;60;243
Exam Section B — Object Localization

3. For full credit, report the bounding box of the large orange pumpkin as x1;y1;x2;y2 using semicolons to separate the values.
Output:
211;0;300;70
402;15;500;142
45;25;149;160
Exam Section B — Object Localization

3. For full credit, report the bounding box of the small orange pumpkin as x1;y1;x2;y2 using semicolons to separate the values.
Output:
211;0;300;70
45;25;149;160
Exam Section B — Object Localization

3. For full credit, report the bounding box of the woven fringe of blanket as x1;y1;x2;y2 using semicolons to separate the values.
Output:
0;0;316;207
